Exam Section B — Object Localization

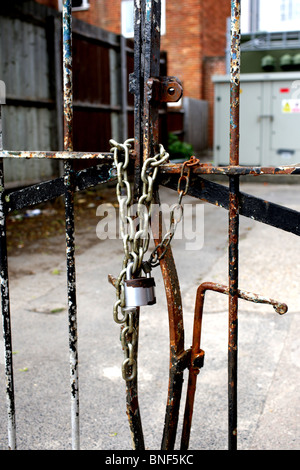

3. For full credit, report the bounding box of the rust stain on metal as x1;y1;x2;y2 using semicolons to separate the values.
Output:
151;189;185;450
0;151;113;160
157;163;300;176
230;0;241;166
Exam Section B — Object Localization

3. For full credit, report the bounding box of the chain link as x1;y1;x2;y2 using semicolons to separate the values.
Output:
121;308;137;381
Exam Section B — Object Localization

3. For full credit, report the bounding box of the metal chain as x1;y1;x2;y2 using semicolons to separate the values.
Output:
109;138;170;381
110;139;199;380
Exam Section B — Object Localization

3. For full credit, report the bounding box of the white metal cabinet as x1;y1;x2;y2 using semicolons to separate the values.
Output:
213;72;300;166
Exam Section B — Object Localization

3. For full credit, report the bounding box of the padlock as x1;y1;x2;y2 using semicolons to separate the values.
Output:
124;262;156;308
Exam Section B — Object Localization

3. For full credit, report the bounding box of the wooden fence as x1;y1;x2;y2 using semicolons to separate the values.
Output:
0;1;167;185
0;1;208;186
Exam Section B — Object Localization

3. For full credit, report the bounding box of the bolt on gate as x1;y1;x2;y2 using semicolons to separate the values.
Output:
0;0;298;451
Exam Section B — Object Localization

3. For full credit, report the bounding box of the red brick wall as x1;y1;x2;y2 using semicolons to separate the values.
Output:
72;1;121;33
35;0;229;98
161;0;203;99
202;2;230;58
35;0;121;32
161;0;230;101
34;0;230;149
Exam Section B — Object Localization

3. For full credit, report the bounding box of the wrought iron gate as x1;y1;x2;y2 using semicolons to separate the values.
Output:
0;0;298;451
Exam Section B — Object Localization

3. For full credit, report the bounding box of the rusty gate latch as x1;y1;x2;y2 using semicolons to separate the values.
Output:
129;73;183;103
146;76;183;103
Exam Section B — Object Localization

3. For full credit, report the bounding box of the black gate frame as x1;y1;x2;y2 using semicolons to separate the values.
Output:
0;0;298;451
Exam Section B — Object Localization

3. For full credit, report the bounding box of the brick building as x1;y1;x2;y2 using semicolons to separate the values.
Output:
35;0;231;149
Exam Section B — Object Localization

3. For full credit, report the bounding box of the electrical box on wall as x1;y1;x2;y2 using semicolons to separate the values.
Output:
213;72;300;166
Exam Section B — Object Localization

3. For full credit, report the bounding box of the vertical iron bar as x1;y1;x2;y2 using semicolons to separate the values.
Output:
53;16;64;152
0;106;17;450
125;0;164;449
142;0;161;163
62;0;80;450
131;0;184;450
125;308;144;450
121;0;146;451
133;0;143;196
120;35;128;142
228;176;239;450
228;0;241;451
143;0;185;450
230;0;241;167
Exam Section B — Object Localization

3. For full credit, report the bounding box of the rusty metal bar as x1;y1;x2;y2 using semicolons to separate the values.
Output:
122;0;145;450
180;283;205;451
5;164;114;213
148;186;186;451
228;176;239;450
62;0;80;450
228;0;241;451
158;163;300;176
120;34;129;142
0;151;113;160
158;173;300;237
131;0;143;197
0;106;17;450
140;0;186;450
130;0;185;450
180;282;288;450
2;150;300;177
230;0;241;167
5;163;300;236
158;230;185;451
142;0;161;164
3;151;300;176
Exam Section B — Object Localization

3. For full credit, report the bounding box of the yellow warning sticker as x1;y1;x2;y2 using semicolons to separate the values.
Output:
282;99;300;113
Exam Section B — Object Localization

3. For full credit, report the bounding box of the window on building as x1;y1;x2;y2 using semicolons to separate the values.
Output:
280;0;300;20
260;0;300;31
241;0;300;33
58;0;90;11
121;0;166;38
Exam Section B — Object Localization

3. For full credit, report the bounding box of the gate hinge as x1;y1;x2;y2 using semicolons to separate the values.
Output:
146;76;183;103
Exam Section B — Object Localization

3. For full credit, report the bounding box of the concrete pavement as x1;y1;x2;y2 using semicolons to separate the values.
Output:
0;181;299;450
